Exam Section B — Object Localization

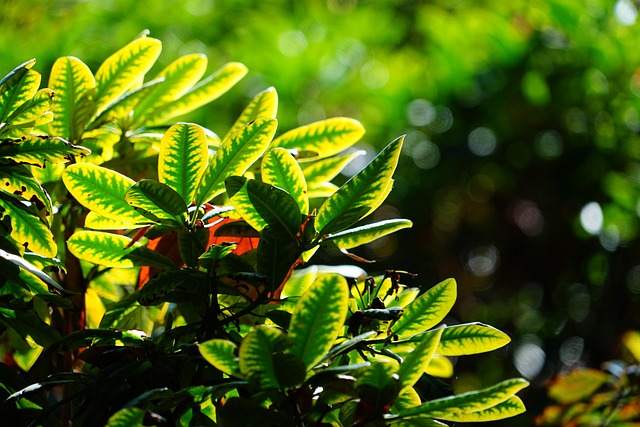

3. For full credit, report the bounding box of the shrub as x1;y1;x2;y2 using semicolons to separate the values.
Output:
0;32;527;426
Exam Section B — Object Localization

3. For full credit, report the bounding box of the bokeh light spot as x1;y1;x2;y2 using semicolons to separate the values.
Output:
559;336;585;366
626;265;640;294
615;0;638;26
535;130;563;159
466;245;499;277
468;127;496;156
360;59;389;89
511;199;544;237
580;202;603;235
407;99;435;126
513;340;546;379
278;30;308;57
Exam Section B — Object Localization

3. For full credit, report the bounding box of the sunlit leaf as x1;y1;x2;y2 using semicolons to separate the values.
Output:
5;88;54;130
105;407;145;426
0;307;61;348
148;62;248;126
272;117;365;158
547;368;610;404
134;53;208;122
94;36;162;114
125;179;187;224
239;327;287;390
0;59;40;124
435;323;511;356
390;278;456;339
261;147;309;214
158;122;208;205
67;230;163;268
0;136;91;168
300;150;366;186
0;247;66;294
84;211;146;230
289;274;349;370
199;339;243;378
397;378;529;418
225;86;278;140
62;163;151;225
195;117;277;204
425;355;454;378
397;327;444;390
48;56;96;141
315;136;404;236
324;219;412;249
622;330;640;362
0;192;56;257
433;396;527;422
0;164;52;217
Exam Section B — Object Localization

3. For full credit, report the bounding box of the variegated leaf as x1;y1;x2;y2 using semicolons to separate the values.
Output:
271;117;365;159
390;279;456;339
225;86;278;140
239;327;287;390
5;88;53;128
435;396;527;422
324;219;412;249
300;149;366;188
195;117;277;205
397;378;529;418
435;323;511;356
62;163;151;225
94;36;162;114
261;147;308;214
289;274;350;370
0;164;52;217
315;136;404;236
397;327;444;390
0;59;40;124
134;53;208;122
148;62;248;126
48;56;96;141
125;179;187;223
84;211;145;230
0;136;90;167
199;339;243;378
158;123;208;205
0;192;56;257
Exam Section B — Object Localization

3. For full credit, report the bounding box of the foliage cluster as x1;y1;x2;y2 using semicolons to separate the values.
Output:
0;33;527;426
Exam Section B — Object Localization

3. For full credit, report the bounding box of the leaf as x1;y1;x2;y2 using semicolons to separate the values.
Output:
256;226;301;296
432;396;527;422
390;279;456;339
239;327;287;390
0;307;61;347
105;407;145;427
84;211;148;230
195;117;277;204
622;330;640;362
0;247;66;295
99;292;144;329
397;327;444;391
435;323;511;356
397;378;529;418
0;60;40;124
547;368;610;404
47;56;96;141
226;176;302;237
271;117;365;158
0;136;91;167
300;150;366;186
315;136;404;236
324;219;413;249
199;339;243;378
288;274;350;370
134;53;208;122
261;147;309;214
62;163;151;225
138;269;203;306
5;88;53;128
356;362;402;411
148;62;248;126
67;230;157;267
319;331;377;364
225;86;278;140
0;164;52;217
125;179;188;223
0;192;56;257
94;36;162;114
158;122;208;205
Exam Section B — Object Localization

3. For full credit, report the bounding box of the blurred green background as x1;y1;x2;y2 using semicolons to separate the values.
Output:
3;0;640;424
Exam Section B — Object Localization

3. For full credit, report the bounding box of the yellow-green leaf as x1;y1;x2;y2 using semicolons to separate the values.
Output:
622;330;640;362
94;36;162;114
390;279;456;339
148;62;248;126
315;136;404;236
547;368;610;404
0;59;40;124
67;230;164;267
397;378;529;418
239;327;287;390
195;117;277;204
289;274;350;370
62;163;150;225
271;117;365;159
225;86;278;140
0;136;90;168
48;56;96;141
397;327;444;390
435;396;527;422
0;192;56;257
300;150;366;186
199;339;243;378
158;123;208;205
435;323;511;356
5;88;53;128
84;211;145;230
125;179;187;223
0;164;52;217
134;53;208;123
261;147;309;214
324;219;412;249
